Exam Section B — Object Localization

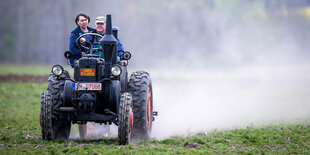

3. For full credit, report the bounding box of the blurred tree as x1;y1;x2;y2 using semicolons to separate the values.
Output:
0;0;310;66
0;0;18;63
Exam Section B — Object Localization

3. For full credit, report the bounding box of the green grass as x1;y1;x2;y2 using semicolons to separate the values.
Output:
0;82;309;154
0;64;73;75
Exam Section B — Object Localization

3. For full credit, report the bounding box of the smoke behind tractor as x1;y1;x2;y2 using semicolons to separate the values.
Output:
138;1;310;140
151;63;310;139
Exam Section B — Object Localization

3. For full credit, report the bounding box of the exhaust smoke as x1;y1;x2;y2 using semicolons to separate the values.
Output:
151;63;310;139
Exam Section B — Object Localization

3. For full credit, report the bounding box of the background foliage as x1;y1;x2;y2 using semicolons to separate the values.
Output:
0;0;310;68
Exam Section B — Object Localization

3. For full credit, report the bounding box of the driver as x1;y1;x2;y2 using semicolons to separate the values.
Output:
80;16;126;64
69;13;95;67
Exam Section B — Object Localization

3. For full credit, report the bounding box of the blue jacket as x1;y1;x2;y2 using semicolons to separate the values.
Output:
69;26;95;67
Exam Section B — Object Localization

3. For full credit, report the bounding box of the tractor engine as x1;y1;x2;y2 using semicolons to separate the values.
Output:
62;53;120;123
74;55;105;82
71;55;105;114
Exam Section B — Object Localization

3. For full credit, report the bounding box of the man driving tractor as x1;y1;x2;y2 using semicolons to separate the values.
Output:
79;16;127;65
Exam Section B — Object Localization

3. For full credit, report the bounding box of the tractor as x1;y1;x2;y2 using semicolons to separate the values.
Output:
40;14;157;145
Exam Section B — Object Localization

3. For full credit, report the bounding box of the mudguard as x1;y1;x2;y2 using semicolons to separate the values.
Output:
63;80;73;106
109;80;120;114
120;66;128;92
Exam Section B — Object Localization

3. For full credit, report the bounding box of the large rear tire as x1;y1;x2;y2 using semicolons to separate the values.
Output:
41;73;71;140
118;93;133;145
78;124;87;139
128;71;153;141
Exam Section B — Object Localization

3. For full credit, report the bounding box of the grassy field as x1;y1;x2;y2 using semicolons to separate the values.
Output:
0;65;310;154
0;82;309;154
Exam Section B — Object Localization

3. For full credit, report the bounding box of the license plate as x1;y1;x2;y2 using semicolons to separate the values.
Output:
73;83;102;91
80;68;95;76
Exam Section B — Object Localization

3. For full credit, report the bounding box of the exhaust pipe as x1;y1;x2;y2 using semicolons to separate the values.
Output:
99;14;117;45
99;14;118;75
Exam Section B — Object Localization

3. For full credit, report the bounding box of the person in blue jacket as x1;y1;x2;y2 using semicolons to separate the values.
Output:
69;13;95;67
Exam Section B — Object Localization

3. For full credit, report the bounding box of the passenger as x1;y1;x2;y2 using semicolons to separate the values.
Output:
80;16;126;65
69;12;95;67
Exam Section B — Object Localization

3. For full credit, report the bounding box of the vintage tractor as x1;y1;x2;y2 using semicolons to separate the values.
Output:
40;15;157;145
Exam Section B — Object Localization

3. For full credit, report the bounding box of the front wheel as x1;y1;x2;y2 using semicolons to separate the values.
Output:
41;91;71;140
40;73;71;140
128;71;153;141
118;93;133;145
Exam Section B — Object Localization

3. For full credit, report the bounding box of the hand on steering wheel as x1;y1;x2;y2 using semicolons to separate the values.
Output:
76;33;103;52
80;37;86;43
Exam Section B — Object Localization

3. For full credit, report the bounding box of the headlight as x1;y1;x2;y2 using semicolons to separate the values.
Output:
52;65;64;76
111;65;122;76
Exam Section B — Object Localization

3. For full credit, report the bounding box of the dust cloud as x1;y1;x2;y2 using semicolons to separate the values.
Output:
151;62;310;139
144;2;310;139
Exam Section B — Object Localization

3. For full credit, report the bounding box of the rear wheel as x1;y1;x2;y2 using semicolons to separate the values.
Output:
41;73;71;140
78;124;87;139
128;71;153;140
118;93;133;145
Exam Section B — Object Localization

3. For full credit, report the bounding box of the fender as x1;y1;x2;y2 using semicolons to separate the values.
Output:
109;80;120;114
63;80;73;106
120;66;128;92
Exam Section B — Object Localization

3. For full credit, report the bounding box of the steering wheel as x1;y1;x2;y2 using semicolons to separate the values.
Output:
76;33;103;52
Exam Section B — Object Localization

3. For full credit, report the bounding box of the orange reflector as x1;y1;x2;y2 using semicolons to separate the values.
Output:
59;76;65;79
80;68;95;76
110;76;115;79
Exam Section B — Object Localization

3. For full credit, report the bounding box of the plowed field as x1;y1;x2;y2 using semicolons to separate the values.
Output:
0;74;48;83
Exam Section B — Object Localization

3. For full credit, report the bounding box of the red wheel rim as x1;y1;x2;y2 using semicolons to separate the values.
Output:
147;87;151;128
79;124;87;138
83;124;87;137
129;107;133;132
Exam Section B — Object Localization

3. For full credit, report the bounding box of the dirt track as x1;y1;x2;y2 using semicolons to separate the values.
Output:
0;74;48;83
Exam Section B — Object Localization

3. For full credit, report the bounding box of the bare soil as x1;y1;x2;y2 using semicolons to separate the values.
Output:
0;74;48;83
